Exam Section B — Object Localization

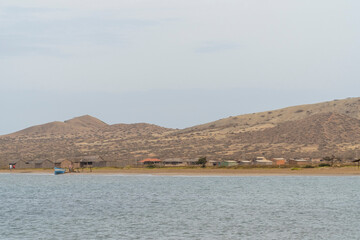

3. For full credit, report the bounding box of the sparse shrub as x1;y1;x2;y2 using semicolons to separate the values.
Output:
302;165;315;168
319;163;331;167
295;109;304;113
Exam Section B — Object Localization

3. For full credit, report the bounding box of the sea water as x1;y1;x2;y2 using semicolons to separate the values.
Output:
0;174;360;240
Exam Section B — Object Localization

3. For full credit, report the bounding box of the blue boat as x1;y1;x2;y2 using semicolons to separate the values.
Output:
54;167;66;175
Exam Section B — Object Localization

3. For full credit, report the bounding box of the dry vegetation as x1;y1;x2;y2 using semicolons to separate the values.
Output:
1;98;360;166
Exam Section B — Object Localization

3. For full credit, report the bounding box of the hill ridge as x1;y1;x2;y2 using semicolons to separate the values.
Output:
1;97;360;165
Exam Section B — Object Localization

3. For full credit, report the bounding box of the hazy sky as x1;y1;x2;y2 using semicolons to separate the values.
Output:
1;0;359;134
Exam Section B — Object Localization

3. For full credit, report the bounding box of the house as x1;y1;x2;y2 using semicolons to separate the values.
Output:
55;159;73;168
34;159;54;168
73;156;107;168
238;160;252;165
271;158;286;166
162;158;199;166
288;158;309;165
254;157;273;166
163;158;186;166
219;161;238;167
138;158;162;165
206;160;220;167
15;160;35;169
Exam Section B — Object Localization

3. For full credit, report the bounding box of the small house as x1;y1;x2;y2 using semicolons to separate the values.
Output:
288;159;309;166
34;160;54;169
72;156;107;168
56;159;73;169
138;158;162;166
271;158;286;166
219;161;238;167
238;160;252;166
206;160;220;167
254;157;273;166
15;160;35;169
163;158;186;166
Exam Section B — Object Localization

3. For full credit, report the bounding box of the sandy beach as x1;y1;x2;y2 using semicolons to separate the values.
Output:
1;167;360;176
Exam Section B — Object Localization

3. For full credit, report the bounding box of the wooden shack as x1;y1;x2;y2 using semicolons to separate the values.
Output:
60;159;73;168
271;158;286;166
289;159;309;166
15;160;35;169
138;158;162;166
32;160;54;168
238;160;252;166
73;156;107;168
254;157;273;166
163;158;185;166
162;158;198;166
219;161;238;167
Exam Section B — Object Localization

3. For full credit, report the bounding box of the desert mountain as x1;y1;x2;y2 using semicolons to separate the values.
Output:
184;97;360;134
1;97;360;166
10;115;108;137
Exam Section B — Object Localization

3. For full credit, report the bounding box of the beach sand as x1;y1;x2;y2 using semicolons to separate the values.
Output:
1;167;360;176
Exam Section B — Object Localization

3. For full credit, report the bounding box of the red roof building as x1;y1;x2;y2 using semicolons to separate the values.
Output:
138;158;161;164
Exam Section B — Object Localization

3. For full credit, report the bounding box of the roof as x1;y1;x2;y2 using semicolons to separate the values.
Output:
139;158;161;163
292;159;308;162
73;156;104;163
255;159;273;163
272;158;285;160
163;158;185;162
34;160;53;164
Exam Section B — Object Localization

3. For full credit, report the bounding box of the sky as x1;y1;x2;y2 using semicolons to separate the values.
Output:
1;0;360;134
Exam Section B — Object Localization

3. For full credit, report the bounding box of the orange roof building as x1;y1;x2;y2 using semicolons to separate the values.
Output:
138;158;161;164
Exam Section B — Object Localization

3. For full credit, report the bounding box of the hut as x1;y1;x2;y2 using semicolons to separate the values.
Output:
206;160;220;167
288;159;309;166
138;158;162;166
271;158;286;166
219;161;238;167
254;157;273;166
57;159;73;169
162;158;199;166
238;160;252;166
163;158;186;166
73;156;107;168
15;160;35;169
34;160;54;169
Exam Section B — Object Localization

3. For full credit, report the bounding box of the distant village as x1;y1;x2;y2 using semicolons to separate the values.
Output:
3;155;355;170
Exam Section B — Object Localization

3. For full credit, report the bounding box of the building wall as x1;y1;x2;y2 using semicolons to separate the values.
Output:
16;161;35;169
289;160;309;165
104;161;121;167
255;161;273;166
273;160;286;165
220;161;238;167
41;160;54;169
60;160;73;168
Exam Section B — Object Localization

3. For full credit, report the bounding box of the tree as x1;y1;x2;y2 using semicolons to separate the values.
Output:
322;155;342;167
197;157;207;168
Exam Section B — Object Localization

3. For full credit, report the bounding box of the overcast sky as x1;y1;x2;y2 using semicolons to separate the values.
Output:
1;0;359;134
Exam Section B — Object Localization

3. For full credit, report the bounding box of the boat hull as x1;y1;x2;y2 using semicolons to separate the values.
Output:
54;167;66;175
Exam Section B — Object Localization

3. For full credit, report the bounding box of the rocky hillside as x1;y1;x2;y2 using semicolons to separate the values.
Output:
1;97;360;166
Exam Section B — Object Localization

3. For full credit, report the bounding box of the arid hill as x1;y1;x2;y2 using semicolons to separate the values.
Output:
1;97;360;167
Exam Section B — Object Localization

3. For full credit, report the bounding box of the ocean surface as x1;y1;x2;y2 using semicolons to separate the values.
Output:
1;174;360;240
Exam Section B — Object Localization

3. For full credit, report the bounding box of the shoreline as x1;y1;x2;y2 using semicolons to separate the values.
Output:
1;167;360;176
